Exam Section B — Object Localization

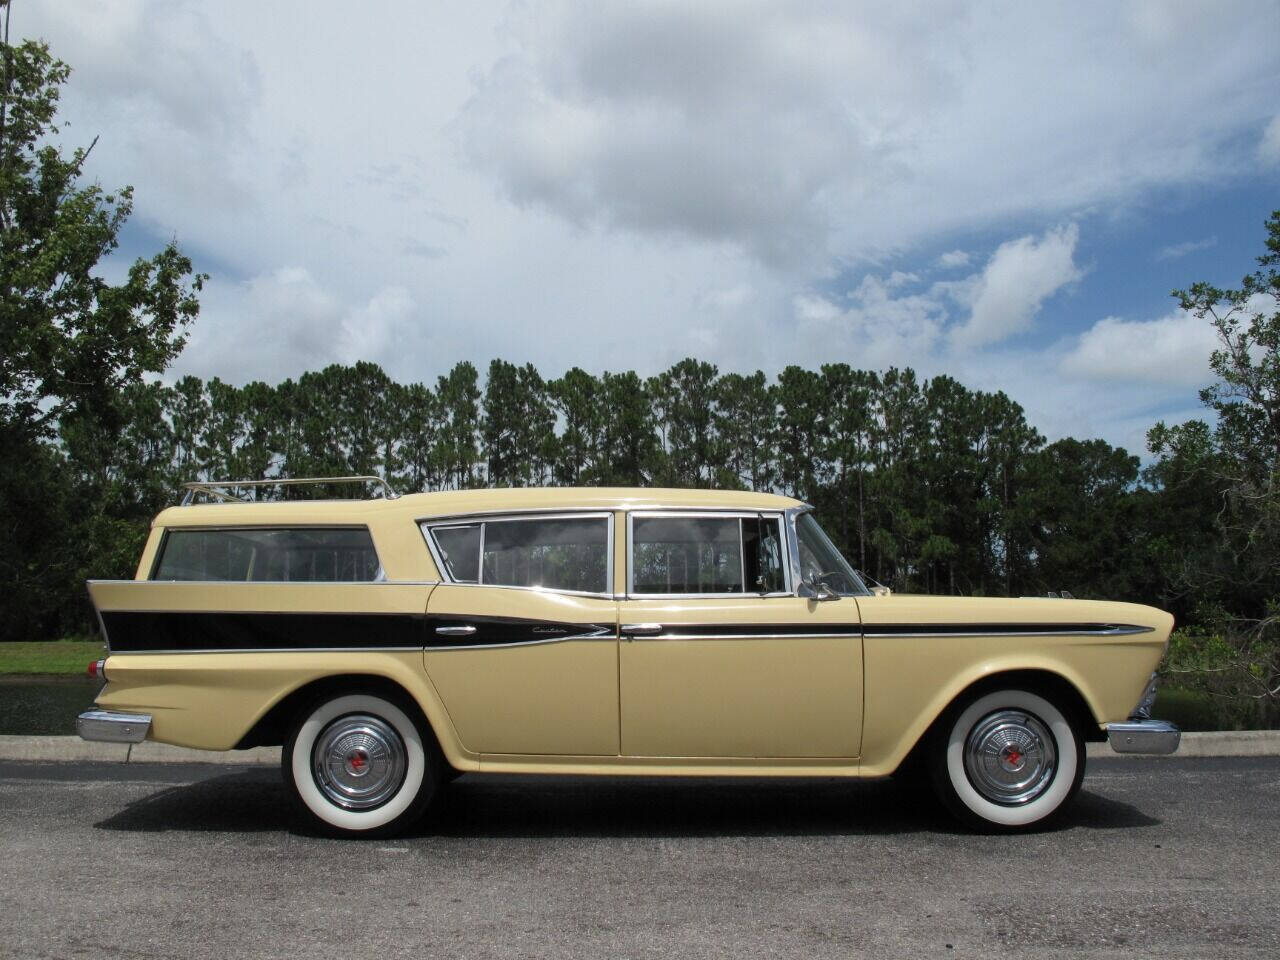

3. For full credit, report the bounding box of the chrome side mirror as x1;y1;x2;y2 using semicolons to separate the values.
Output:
801;579;839;602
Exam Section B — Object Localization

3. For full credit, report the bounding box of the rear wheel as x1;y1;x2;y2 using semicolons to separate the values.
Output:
929;688;1084;831
283;691;441;838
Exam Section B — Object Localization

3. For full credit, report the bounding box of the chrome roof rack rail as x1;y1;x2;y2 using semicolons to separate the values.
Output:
180;476;400;506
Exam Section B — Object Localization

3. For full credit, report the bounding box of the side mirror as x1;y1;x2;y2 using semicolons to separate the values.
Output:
801;579;840;602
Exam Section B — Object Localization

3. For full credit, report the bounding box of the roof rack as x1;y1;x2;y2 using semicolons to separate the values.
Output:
180;476;400;506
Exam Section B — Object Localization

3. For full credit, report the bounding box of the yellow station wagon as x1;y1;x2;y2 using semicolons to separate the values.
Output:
79;478;1179;837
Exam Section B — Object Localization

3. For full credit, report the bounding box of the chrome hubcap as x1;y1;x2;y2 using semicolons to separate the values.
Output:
312;714;407;810
963;710;1057;806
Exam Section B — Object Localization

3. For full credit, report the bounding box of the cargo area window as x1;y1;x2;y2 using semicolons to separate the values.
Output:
152;527;382;582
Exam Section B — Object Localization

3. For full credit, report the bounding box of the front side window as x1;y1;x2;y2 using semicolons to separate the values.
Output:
630;514;786;596
794;512;866;596
423;515;610;594
153;527;381;582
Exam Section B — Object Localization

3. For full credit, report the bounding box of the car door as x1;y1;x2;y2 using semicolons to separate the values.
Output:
422;512;620;757
618;512;863;759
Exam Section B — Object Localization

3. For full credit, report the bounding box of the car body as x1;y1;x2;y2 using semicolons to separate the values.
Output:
79;481;1179;836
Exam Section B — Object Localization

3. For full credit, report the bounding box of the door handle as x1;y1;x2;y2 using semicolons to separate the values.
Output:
434;625;477;637
620;623;663;638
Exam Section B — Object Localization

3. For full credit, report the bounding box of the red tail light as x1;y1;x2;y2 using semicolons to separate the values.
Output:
87;659;107;680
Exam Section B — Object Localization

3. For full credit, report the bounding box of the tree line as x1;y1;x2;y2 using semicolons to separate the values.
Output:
69;358;1152;602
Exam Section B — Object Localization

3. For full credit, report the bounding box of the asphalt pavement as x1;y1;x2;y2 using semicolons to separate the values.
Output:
1;756;1278;959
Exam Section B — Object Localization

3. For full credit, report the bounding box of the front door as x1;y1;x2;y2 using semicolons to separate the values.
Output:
617;512;863;759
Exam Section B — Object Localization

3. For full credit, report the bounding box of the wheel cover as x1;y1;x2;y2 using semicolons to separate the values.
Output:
963;709;1057;806
311;714;407;811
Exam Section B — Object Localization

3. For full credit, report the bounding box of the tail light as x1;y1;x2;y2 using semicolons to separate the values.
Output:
87;659;107;680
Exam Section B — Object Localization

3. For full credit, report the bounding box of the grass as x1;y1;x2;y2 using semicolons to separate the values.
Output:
0;640;106;675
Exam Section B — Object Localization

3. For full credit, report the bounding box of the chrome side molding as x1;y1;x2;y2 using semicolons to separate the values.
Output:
77;710;152;744
1106;719;1181;755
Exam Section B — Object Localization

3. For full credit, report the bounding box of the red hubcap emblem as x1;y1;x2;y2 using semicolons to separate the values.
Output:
350;750;367;771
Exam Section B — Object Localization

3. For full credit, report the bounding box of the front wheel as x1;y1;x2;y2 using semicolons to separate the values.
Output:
283;691;441;838
929;688;1084;831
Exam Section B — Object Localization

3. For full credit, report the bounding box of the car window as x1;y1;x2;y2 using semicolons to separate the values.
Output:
744;516;786;593
631;515;786;595
424;515;610;594
430;524;481;583
153;528;382;582
794;512;866;595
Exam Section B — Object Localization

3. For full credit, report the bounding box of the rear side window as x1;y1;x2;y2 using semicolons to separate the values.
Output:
423;515;610;594
153;528;382;582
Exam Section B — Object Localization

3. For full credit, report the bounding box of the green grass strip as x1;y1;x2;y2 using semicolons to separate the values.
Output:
0;641;107;675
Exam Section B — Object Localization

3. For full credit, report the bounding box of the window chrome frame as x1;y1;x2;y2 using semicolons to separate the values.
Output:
419;511;615;599
625;510;793;600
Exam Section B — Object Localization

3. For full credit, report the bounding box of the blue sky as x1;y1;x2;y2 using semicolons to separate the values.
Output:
20;1;1280;457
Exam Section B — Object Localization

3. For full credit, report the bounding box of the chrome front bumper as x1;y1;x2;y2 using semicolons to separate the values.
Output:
1106;719;1181;755
77;709;152;744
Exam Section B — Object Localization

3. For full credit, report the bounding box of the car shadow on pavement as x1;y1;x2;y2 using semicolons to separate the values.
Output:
92;768;1159;837
94;768;291;833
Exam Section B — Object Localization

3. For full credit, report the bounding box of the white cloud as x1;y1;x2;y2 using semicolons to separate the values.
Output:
1060;310;1218;386
173;270;420;385
14;0;1279;456
950;225;1083;348
1261;116;1280;167
1155;236;1218;261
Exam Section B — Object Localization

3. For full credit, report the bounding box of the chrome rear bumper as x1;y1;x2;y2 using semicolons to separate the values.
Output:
77;709;152;744
1106;719;1181;755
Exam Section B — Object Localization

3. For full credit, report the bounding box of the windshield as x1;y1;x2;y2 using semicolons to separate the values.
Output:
794;513;867;596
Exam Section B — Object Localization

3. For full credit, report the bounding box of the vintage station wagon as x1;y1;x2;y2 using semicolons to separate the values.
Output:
79;479;1179;836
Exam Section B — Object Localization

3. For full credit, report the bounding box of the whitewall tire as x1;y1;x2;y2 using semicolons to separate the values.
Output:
930;688;1084;831
284;691;440;838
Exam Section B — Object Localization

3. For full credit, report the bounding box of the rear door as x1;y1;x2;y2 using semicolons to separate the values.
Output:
421;513;619;757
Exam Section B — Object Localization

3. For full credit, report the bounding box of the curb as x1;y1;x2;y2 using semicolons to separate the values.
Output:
1086;729;1280;759
1;731;1279;765
0;736;280;765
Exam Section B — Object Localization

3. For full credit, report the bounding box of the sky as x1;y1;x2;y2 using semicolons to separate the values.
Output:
17;0;1280;456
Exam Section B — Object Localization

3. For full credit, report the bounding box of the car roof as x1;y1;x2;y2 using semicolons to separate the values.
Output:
153;486;804;528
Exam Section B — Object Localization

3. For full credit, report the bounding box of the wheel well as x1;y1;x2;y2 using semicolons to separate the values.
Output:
234;674;435;750
893;668;1103;776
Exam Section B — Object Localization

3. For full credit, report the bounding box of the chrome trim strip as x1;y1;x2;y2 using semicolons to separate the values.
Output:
77;710;152;743
641;631;863;641
87;579;443;587
102;646;428;656
784;505;807;596
861;624;1156;639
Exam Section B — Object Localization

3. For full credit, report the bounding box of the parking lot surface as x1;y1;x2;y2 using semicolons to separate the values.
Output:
1;756;1278;959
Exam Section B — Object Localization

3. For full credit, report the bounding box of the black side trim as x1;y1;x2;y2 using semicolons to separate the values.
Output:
102;611;428;653
101;611;615;653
